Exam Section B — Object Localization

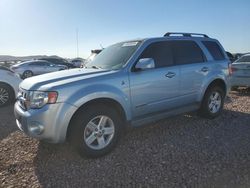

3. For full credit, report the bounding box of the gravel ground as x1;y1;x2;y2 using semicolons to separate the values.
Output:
0;90;250;188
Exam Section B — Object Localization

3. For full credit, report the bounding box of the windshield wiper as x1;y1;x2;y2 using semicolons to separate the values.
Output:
91;65;101;69
84;65;102;69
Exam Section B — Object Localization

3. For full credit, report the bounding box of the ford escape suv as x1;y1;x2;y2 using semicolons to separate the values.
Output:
14;32;231;158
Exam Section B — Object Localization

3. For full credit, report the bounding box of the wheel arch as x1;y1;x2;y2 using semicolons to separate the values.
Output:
201;78;227;102
0;81;15;95
66;97;127;140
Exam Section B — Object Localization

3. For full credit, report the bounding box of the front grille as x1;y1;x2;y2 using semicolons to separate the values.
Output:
17;88;29;111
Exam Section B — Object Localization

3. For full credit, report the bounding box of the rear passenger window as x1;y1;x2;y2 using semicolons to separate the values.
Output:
140;41;174;68
172;41;205;65
202;41;225;61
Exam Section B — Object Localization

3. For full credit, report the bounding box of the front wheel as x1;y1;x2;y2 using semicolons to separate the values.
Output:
199;86;225;119
68;105;123;158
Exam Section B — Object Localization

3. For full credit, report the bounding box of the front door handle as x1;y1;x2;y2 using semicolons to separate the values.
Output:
201;67;209;72
165;72;176;78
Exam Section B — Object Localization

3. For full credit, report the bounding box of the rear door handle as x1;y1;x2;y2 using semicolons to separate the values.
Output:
201;67;209;72
165;72;176;78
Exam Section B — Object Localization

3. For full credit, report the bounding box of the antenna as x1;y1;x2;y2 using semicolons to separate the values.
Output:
76;28;79;57
100;44;104;49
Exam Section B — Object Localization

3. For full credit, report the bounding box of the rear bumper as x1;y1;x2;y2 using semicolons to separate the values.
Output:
14;101;77;143
231;76;250;87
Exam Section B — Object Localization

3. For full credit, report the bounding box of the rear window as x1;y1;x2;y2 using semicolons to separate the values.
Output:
172;41;205;65
237;55;250;63
202;41;225;61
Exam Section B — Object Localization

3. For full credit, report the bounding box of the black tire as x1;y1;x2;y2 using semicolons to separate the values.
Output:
22;70;33;79
0;83;15;107
68;104;123;158
198;86;225;119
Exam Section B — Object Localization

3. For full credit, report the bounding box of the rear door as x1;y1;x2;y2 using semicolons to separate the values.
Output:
129;41;180;118
172;40;208;105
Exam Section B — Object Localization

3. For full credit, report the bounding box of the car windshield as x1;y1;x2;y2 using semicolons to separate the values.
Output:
85;41;141;70
84;53;98;64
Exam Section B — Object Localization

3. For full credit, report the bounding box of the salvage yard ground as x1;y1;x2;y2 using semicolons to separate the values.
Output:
0;90;250;188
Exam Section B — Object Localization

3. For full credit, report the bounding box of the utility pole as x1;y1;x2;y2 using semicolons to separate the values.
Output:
76;28;79;57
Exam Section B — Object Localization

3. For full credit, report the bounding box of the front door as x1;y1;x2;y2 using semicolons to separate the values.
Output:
129;41;180;118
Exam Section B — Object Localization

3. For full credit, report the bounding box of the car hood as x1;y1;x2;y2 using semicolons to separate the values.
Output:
20;68;115;91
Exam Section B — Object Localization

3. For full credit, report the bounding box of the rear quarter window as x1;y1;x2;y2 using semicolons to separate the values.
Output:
202;41;225;61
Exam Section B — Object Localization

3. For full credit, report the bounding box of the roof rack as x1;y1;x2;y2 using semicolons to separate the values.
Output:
164;32;209;38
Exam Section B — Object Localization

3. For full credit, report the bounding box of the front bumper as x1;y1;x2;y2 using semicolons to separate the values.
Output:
14;101;77;143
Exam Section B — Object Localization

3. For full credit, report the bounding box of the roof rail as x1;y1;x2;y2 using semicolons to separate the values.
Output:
164;32;209;38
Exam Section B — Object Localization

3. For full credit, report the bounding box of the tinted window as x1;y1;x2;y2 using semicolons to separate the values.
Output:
29;62;37;66
202;41;225;60
237;55;250;63
31;61;48;66
173;41;205;65
140;41;174;68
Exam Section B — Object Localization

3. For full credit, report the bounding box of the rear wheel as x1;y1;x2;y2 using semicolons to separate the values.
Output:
68;104;123;158
0;84;14;107
199;86;225;119
22;70;33;79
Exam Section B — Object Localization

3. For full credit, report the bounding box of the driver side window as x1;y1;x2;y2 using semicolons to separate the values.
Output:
140;41;174;68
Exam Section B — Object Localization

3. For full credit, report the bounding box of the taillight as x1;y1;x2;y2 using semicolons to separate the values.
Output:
228;63;236;76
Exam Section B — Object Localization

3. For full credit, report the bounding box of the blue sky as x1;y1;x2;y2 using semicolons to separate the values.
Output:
0;0;250;58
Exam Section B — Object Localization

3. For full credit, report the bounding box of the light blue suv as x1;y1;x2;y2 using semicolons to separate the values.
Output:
14;32;231;158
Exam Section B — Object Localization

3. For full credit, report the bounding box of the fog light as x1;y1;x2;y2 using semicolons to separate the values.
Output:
28;121;44;135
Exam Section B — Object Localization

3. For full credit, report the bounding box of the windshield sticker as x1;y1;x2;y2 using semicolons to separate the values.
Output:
122;42;138;47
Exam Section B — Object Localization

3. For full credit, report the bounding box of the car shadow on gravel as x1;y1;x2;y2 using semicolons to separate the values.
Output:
0;104;17;140
34;109;250;187
231;88;250;96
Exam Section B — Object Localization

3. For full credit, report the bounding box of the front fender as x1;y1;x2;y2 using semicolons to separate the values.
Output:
66;84;132;121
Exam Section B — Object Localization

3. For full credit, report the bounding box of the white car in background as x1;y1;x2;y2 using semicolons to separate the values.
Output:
231;54;250;89
0;66;22;107
71;58;85;68
10;60;67;79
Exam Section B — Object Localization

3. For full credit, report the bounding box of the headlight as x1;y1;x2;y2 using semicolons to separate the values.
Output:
27;91;58;109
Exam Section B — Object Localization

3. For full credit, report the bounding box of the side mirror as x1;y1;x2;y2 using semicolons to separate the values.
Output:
135;58;155;71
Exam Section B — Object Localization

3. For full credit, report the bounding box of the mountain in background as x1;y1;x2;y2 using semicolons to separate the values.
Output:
0;55;63;62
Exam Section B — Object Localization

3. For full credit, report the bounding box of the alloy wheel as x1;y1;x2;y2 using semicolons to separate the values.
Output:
83;115;115;150
0;87;9;106
208;91;222;113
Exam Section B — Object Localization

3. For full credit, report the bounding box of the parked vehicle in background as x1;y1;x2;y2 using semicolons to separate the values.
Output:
38;57;75;68
71;58;85;68
0;66;22;107
226;51;236;63
14;32;230;158
231;54;250;89
81;49;102;68
10;60;67;79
